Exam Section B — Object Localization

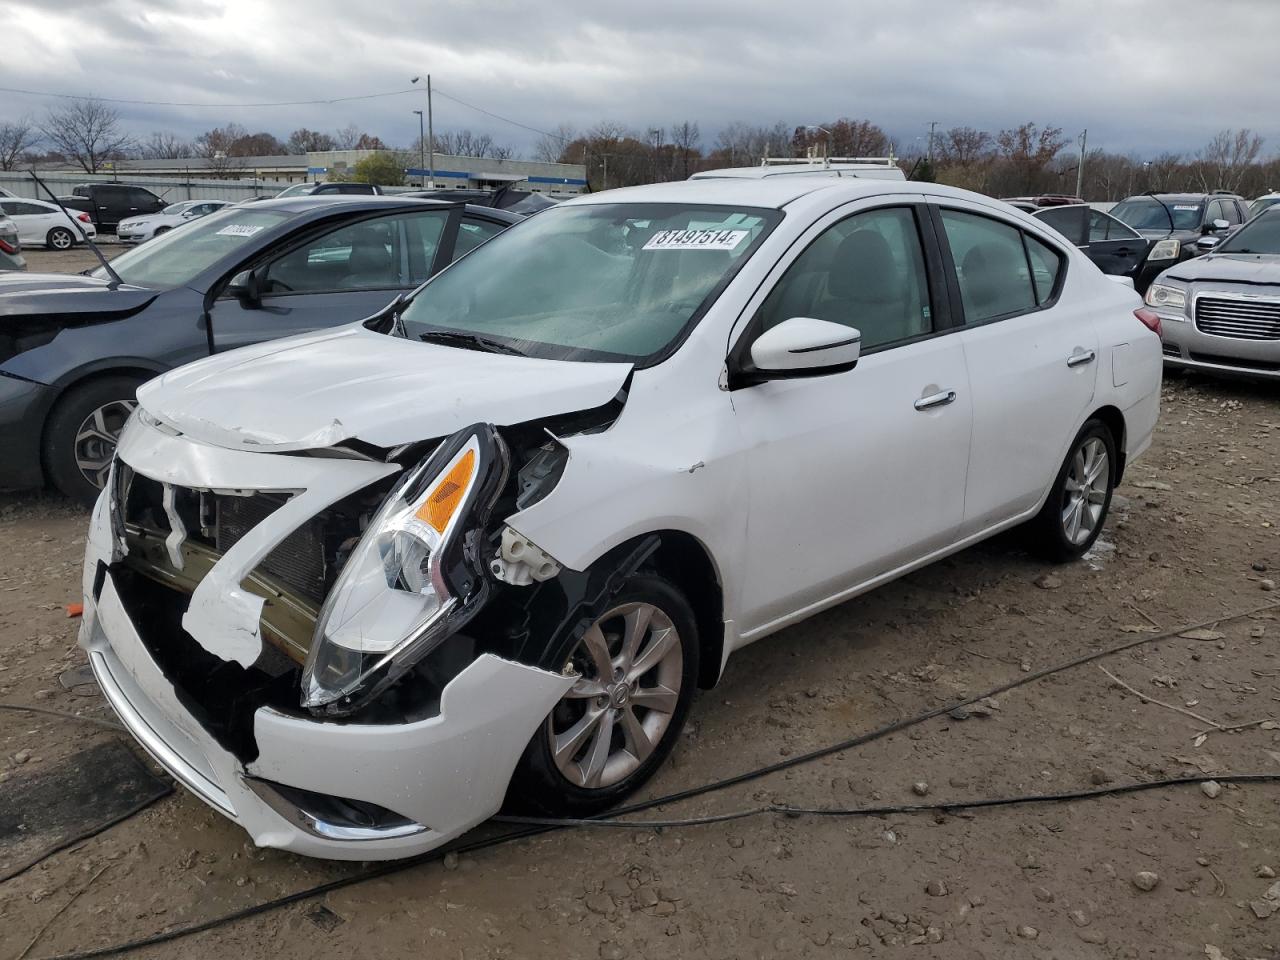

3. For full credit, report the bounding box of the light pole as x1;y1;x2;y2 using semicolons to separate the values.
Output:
804;125;832;161
412;110;425;188
411;75;434;188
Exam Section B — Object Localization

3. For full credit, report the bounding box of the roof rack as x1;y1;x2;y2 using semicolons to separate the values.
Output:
1210;189;1239;195
760;155;898;168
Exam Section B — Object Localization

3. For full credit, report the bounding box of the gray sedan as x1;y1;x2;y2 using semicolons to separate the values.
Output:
1146;207;1280;379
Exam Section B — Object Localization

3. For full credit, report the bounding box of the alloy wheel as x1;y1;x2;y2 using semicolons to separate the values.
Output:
73;399;136;489
50;229;73;250
546;602;683;789
1061;436;1109;545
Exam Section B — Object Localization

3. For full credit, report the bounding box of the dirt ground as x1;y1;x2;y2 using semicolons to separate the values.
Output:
3;254;1280;957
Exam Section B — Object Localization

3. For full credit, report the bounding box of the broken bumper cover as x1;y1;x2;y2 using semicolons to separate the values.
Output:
79;426;574;860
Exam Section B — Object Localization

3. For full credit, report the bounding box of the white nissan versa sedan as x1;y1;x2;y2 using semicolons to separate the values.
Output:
80;178;1162;859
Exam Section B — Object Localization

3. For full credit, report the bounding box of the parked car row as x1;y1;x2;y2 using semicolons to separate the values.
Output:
117;199;234;243
60;175;1164;861
0;197;97;250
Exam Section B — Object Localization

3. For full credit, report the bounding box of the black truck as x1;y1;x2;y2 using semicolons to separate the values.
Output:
58;183;166;232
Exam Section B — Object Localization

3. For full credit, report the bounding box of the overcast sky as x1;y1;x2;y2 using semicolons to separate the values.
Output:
3;0;1278;159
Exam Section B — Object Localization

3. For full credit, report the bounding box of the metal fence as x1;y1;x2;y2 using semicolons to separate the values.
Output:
0;171;292;203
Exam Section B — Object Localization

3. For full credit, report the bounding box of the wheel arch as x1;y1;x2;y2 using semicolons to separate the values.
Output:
38;364;162;479
1088;404;1128;483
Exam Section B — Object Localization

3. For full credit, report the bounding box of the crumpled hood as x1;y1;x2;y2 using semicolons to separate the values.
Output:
137;326;633;451
0;272;157;321
1166;253;1280;285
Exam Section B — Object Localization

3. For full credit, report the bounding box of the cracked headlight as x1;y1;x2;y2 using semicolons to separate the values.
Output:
301;424;509;714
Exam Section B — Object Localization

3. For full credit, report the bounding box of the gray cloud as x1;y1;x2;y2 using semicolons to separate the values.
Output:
2;0;1278;158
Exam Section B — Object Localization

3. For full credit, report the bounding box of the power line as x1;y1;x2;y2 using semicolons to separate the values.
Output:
0;84;421;109
431;88;572;143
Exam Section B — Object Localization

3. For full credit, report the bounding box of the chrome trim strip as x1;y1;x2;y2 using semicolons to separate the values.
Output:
241;777;429;841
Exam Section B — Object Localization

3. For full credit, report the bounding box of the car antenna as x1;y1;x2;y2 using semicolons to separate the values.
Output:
27;169;124;289
1141;190;1175;233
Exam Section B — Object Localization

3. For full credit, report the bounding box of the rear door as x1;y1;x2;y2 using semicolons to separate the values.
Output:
933;200;1098;535
1086;209;1146;278
0;201;51;245
206;207;456;353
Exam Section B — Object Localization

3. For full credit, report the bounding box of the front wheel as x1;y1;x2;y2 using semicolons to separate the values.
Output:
507;574;699;817
1026;419;1116;562
42;377;142;505
46;227;75;250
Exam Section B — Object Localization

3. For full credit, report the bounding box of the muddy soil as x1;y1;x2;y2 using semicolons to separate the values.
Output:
2;283;1280;958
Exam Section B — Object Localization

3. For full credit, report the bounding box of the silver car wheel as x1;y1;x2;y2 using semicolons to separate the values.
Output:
73;399;136;489
547;602;683;789
49;228;74;250
1061;436;1109;545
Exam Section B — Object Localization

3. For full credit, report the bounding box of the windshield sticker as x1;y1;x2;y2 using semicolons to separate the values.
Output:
643;229;749;251
215;224;264;237
1173;205;1199;211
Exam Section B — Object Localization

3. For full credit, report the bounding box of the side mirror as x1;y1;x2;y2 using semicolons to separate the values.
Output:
748;317;861;379
1195;235;1222;253
226;268;262;306
1206;218;1230;233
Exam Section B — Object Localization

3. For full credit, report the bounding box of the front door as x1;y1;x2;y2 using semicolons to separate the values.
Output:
731;202;972;637
207;208;455;353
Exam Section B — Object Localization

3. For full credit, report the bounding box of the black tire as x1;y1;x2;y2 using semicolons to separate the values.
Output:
507;573;699;817
1026;419;1117;563
42;376;143;506
46;227;75;251
153;226;170;237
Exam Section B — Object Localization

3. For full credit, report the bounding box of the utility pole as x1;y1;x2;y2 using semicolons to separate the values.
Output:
413;110;425;187
1076;128;1088;199
411;75;435;188
602;154;608;191
927;121;938;163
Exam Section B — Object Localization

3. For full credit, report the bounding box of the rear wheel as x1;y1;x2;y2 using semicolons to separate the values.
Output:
508;574;699;817
1026;419;1116;562
153;226;170;237
43;377;142;505
46;227;75;251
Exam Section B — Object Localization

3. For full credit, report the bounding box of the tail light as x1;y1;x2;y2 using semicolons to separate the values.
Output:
0;237;16;255
76;213;92;223
1134;307;1162;338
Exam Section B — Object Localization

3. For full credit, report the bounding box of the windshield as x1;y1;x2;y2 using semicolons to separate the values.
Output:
1218;210;1280;255
161;201;196;216
91;207;291;288
1111;198;1202;232
399;202;781;363
1250;197;1280;219
276;183;317;198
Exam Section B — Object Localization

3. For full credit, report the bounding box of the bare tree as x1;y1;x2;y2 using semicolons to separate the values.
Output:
193;123;248;176
140;131;192;160
286;128;336;154
40;98;133;174
1193;128;1265;192
333;123;363;150
935;126;993;166
671;121;700;178
0;115;41;171
533;124;576;163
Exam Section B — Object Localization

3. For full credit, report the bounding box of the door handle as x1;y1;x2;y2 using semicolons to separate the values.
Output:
1067;350;1096;368
915;390;957;411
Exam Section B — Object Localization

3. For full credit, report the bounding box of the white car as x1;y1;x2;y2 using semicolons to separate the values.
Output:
0;197;96;250
81;177;1162;860
116;199;233;243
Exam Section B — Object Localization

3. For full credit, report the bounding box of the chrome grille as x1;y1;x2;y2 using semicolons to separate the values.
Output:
1195;295;1280;340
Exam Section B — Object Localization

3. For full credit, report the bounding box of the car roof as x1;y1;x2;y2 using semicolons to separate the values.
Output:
561;176;970;210
1125;193;1238;202
229;194;523;223
691;163;900;179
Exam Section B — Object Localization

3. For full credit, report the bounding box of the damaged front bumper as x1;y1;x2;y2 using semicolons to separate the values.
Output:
79;417;573;860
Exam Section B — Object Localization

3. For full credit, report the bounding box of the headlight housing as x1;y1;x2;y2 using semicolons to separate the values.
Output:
1148;238;1181;261
301;423;509;715
1144;283;1187;313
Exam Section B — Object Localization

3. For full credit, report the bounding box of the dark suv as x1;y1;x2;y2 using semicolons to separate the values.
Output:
58;184;167;232
1109;191;1250;267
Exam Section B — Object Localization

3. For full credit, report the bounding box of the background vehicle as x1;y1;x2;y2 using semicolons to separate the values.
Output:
1031;203;1164;292
82;177;1161;861
0;196;520;502
0;215;25;271
1110;192;1249;268
117;199;234;243
0;197;97;249
402;185;559;214
1145;205;1280;380
1249;193;1280;219
275;182;383;198
58;183;166;231
1002;195;1084;210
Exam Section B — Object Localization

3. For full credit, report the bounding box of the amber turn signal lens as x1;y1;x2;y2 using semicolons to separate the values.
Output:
416;448;476;533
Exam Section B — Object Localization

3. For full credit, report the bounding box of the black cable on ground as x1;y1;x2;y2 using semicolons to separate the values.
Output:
0;703;126;733
29;599;1280;959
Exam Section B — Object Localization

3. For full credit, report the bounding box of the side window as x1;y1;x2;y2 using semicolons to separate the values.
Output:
1206;200;1226;225
1227;201;1244;225
940;209;1037;324
454;217;505;258
1089;210;1139;242
261;211;448;294
756;206;933;351
1023;234;1064;304
1036;206;1088;246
